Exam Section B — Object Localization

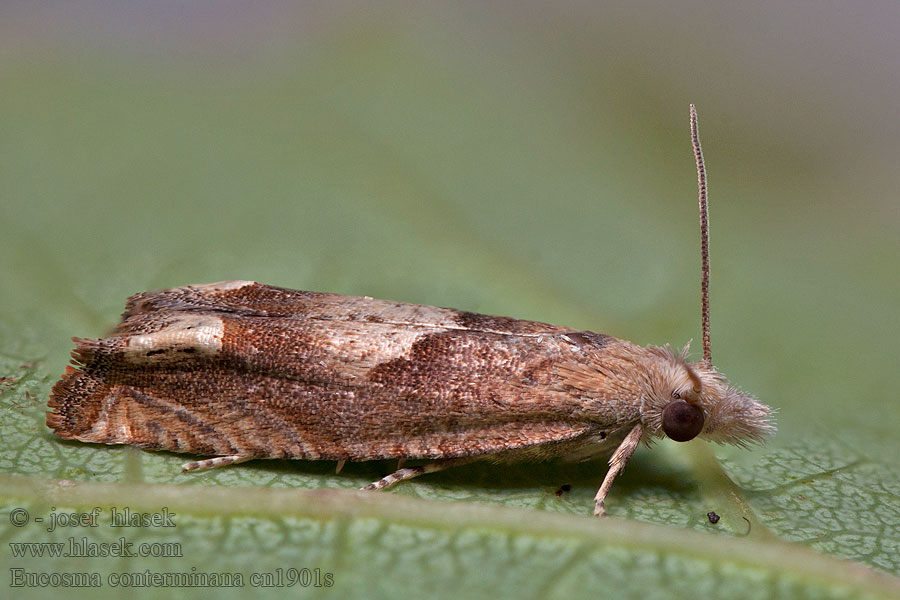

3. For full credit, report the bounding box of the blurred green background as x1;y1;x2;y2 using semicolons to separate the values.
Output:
1;2;898;599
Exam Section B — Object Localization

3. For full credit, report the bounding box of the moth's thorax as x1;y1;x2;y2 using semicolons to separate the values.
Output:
553;337;648;425
637;345;775;446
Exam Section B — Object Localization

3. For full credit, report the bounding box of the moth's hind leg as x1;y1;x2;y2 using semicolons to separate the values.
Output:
182;455;253;472
362;457;476;491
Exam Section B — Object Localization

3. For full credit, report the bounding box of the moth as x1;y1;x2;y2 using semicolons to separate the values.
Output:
47;106;774;516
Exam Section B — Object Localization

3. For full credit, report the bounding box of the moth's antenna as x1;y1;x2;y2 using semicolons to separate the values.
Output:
690;104;711;365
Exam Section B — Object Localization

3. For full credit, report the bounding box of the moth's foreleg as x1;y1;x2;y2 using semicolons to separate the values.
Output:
181;455;253;472
593;424;643;517
362;457;476;491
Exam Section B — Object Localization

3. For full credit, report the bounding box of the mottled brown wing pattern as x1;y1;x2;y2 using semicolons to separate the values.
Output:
48;282;638;463
122;280;570;334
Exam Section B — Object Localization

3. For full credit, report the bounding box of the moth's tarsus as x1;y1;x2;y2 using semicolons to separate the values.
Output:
690;104;712;365
181;454;251;472
593;424;643;517
362;457;476;491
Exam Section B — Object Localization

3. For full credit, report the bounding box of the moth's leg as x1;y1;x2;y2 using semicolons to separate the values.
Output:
362;457;476;491
593;424;643;517
335;459;346;474
181;455;253;473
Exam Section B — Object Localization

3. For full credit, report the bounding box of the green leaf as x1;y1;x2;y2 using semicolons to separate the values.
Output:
1;7;898;600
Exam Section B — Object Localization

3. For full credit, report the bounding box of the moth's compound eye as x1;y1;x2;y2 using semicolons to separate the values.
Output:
661;400;704;442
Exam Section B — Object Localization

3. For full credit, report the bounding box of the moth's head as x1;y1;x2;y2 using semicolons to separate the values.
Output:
640;345;775;447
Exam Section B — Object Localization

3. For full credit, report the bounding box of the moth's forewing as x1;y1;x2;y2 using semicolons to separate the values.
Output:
48;282;640;462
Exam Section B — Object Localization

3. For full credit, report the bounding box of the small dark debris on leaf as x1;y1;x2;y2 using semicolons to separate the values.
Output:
555;484;572;497
707;511;720;524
